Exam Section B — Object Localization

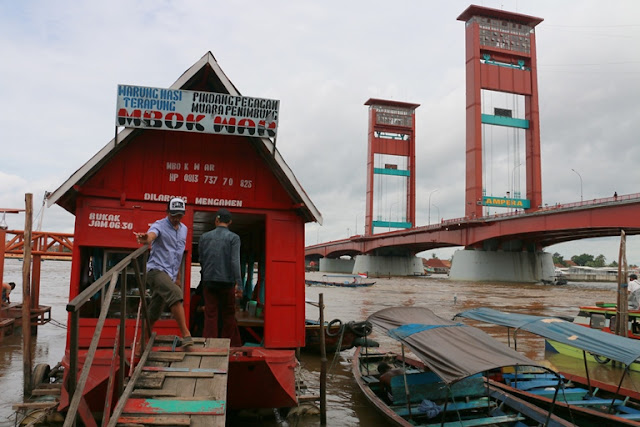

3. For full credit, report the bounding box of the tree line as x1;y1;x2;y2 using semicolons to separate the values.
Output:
553;252;637;268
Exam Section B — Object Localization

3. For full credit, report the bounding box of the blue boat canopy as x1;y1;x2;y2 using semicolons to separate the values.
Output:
455;307;640;367
367;307;551;384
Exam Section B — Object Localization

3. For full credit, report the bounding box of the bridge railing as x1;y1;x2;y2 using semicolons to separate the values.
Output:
305;193;640;248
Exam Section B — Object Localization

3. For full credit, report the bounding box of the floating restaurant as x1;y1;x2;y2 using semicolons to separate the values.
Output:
38;51;322;424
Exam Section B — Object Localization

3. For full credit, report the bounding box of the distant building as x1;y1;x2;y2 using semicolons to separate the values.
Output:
564;266;639;282
424;258;451;274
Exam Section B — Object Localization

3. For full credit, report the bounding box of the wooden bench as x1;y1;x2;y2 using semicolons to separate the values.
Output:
390;372;485;405
0;318;15;339
565;398;625;407
437;414;525;426
393;396;496;417
508;379;563;391
502;372;563;381
31;305;52;325
529;387;590;400
615;404;640;415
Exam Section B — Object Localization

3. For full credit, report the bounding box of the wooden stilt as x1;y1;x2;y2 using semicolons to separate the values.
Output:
22;193;33;398
319;293;327;425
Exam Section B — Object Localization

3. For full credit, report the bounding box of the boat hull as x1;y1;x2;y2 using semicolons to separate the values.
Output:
227;347;298;409
352;348;573;427
490;378;640;427
545;338;640;372
577;304;640;339
305;279;375;287
303;322;356;353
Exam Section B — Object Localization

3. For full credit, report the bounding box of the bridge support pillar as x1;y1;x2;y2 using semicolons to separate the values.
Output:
319;258;355;274
353;255;424;277
449;250;554;283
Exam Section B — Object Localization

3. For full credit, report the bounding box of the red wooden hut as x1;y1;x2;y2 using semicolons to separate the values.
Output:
47;51;322;411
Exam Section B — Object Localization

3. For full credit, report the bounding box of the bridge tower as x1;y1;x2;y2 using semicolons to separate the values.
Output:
457;6;543;218
364;99;420;236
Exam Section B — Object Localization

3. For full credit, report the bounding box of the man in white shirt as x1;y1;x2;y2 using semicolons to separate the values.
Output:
628;274;640;310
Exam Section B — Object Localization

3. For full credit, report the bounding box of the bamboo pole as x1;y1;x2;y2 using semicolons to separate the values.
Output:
22;193;33;398
319;293;327;425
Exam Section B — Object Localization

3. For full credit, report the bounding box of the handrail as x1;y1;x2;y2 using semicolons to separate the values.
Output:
64;244;150;427
67;245;149;312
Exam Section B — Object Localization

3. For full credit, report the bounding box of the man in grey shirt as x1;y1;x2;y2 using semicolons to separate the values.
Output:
198;208;242;346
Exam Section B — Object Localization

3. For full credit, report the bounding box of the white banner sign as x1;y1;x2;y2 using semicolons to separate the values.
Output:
116;85;279;137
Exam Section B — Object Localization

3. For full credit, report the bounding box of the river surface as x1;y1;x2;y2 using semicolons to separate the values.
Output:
1;259;637;426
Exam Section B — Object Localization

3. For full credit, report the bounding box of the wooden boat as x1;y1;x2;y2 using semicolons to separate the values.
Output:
456;307;640;424
575;302;640;339
490;370;640;426
304;318;374;353
305;274;375;287
353;306;574;426
542;271;568;286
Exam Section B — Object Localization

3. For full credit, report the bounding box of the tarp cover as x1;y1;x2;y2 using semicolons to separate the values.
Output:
456;307;640;367
367;307;546;384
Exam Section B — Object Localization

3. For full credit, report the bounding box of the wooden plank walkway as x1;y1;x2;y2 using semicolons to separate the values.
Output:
116;336;230;427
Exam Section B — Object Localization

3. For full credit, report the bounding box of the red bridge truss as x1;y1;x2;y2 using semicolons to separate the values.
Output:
305;194;640;259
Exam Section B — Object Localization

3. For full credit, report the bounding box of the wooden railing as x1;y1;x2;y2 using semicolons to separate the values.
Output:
5;229;73;258
63;245;151;427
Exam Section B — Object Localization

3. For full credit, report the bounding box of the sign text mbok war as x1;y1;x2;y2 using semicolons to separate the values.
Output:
116;85;279;137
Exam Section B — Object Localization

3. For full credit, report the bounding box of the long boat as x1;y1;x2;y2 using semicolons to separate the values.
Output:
353;306;574;426
305;274;375;287
456;307;640;424
574;302;640;339
304;319;375;353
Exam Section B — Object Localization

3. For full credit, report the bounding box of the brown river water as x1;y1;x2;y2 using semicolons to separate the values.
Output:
1;259;638;426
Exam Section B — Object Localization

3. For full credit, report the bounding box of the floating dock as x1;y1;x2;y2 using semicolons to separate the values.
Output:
107;335;229;427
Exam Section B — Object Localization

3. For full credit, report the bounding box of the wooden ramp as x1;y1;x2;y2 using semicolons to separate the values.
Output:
112;336;230;427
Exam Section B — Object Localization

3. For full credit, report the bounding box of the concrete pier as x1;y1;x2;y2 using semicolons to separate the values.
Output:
449;249;555;283
319;258;354;274
352;255;424;277
319;255;424;276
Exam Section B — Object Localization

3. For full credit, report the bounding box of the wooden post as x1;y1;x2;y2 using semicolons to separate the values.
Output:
319;293;327;425
401;344;412;421
22;193;33;398
118;269;127;396
31;253;42;335
69;311;79;400
616;230;629;337
0;227;6;285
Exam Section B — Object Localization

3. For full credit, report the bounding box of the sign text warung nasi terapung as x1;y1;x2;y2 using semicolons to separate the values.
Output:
116;85;280;137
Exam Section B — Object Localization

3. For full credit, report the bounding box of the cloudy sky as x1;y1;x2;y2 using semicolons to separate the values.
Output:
1;0;639;265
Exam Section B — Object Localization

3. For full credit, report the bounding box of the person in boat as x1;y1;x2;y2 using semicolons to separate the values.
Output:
629;273;640;310
1;282;15;305
134;197;194;348
377;362;405;403
198;208;242;346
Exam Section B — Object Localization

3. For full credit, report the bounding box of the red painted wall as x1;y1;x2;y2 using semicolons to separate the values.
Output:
68;130;305;349
85;131;291;209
